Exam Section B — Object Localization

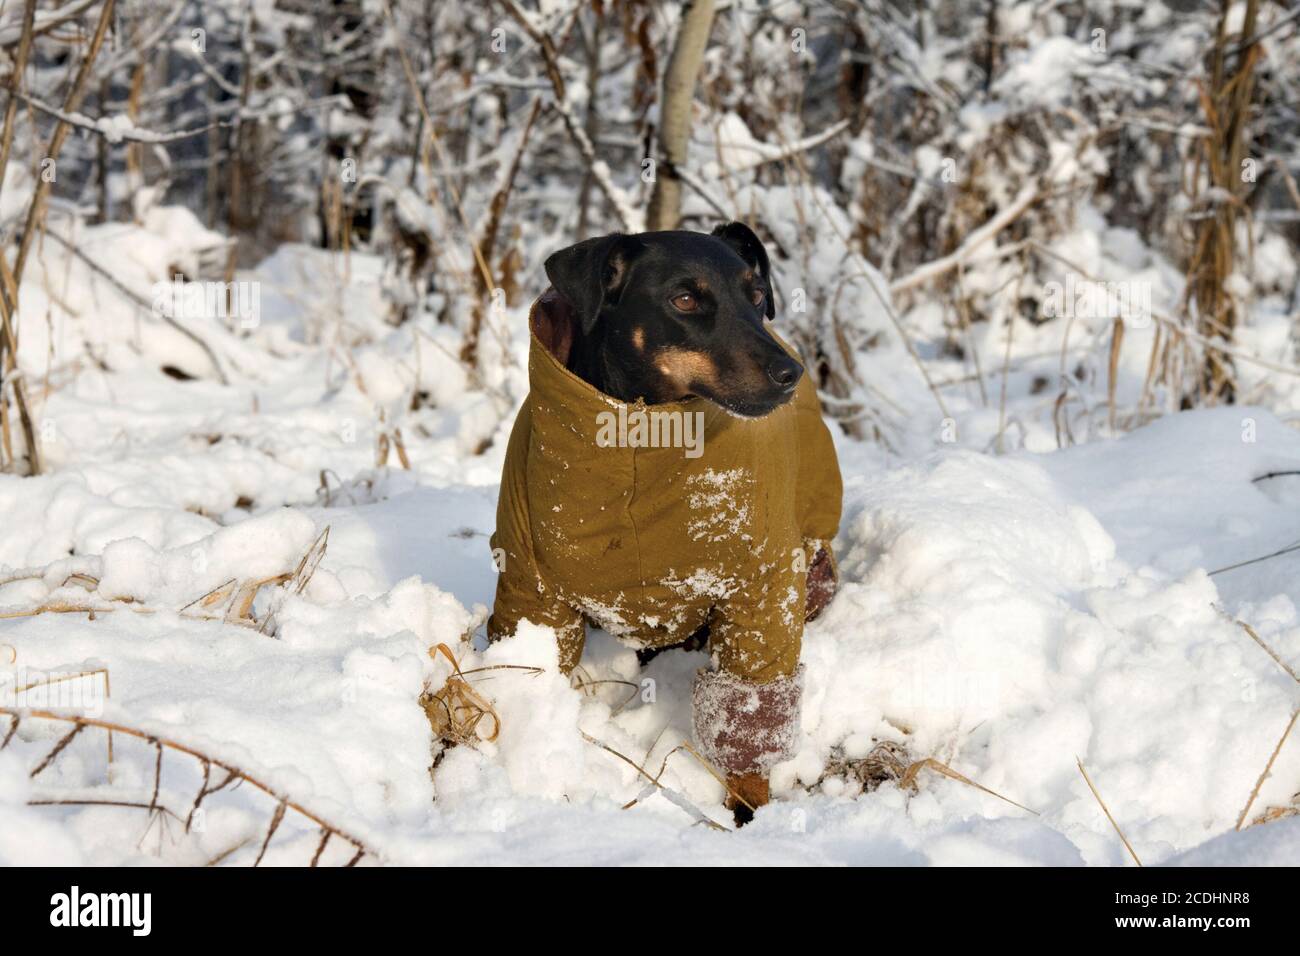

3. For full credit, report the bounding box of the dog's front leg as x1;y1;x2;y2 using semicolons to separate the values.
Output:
692;665;803;826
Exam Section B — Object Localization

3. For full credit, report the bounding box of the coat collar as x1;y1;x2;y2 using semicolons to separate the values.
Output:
525;291;718;446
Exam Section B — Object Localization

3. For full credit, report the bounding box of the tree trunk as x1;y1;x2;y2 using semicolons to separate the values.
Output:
646;0;715;231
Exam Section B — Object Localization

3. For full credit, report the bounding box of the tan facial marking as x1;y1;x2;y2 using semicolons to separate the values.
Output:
631;327;645;351
654;347;721;393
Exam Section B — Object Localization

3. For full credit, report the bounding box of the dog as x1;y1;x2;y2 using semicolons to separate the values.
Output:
549;224;804;416
488;222;843;824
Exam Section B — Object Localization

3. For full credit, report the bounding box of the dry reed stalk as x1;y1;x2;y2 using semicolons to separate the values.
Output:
619;727;675;808
1;528;330;634
11;0;117;288
222;1;254;285
1032;242;1300;380
901;756;1038;816
572;671;640;715
0;600;144;621
678;739;756;814
0;254;40;474
1184;0;1261;404
12;664;113;763
1133;322;1164;426
611;731;755;820
1107;317;1124;433
206;836;254;867
0;394;12;467
1076;758;1142;866
1249;799;1300;826
1234;618;1300;684
1235;708;1299;831
994;282;1018;453
254;800;288;867
230;574;291;623
0;706;374;866
0;0;37;193
491;0;639;232
1224;616;1300;830
391;427;411;470
288;529;329;597
581;730;728;831
461;95;543;366
380;0;496;292
35;229;231;385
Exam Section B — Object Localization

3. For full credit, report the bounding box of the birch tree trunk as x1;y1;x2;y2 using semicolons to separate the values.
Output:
646;0;715;231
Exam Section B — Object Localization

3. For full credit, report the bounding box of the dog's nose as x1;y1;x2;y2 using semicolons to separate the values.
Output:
766;355;802;391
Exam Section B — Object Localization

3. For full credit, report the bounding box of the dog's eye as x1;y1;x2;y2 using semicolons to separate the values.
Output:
670;292;699;313
750;289;766;309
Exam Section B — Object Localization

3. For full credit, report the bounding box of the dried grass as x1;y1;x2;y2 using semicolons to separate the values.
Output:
9;660;114;763
1249;792;1300;827
1077;757;1142;866
421;642;503;746
1106;317;1124;433
1236;708;1299;831
0;706;373;866
821;736;1038;820
375;427;412;470
902;756;1039;816
825;740;912;793
581;731;729;831
570;665;640;714
1226;616;1300;831
1;527;330;635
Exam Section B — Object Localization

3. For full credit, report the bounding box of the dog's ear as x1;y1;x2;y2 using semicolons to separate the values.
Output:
712;221;775;319
544;234;641;334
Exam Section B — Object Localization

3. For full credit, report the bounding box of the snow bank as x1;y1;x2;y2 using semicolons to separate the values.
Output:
3;211;1299;866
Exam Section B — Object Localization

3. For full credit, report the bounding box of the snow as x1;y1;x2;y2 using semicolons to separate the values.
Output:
993;37;1105;111
1;211;1299;866
1165;816;1300;867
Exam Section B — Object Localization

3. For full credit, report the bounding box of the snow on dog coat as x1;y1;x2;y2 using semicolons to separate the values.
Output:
488;291;843;770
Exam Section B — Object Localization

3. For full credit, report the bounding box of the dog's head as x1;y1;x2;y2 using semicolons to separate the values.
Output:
542;223;802;418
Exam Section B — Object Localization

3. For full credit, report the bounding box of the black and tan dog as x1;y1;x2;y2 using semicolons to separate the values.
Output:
550;224;804;416
489;223;843;823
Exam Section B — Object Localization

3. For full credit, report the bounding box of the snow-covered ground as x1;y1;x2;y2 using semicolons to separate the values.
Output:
2;213;1299;866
